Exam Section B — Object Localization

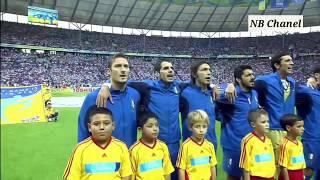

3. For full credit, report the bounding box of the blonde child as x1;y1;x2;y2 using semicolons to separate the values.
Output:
176;110;217;180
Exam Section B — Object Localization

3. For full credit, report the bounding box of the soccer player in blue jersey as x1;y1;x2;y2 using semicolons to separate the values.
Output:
216;65;259;180
180;61;218;149
226;52;296;169
77;53;140;147
97;60;185;180
296;66;320;180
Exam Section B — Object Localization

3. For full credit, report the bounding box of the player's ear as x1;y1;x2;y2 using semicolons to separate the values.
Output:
285;125;291;131
88;123;92;133
112;122;115;131
274;62;281;70
250;121;255;128
154;71;159;78
235;77;241;85
107;68;111;76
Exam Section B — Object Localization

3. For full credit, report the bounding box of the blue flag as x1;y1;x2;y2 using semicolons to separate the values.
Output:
271;0;289;9
293;0;305;4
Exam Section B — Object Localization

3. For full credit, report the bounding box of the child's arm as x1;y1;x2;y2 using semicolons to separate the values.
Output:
163;144;175;177
120;146;133;179
243;170;250;180
239;136;252;180
279;166;290;180
210;167;216;180
63;147;82;180
164;174;171;180
209;144;217;180
178;168;185;180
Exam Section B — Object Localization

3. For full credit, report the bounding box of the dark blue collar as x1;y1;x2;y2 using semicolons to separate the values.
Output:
110;85;127;94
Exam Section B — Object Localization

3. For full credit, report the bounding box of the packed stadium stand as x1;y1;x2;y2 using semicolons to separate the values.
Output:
1;21;320;55
1;47;318;87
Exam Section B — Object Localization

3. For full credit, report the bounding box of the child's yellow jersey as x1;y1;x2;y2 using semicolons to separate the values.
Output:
130;139;174;180
239;132;275;178
63;137;132;180
279;137;306;170
176;138;217;180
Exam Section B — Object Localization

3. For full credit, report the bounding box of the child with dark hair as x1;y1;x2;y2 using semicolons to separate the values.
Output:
279;114;305;180
130;112;174;180
64;107;132;180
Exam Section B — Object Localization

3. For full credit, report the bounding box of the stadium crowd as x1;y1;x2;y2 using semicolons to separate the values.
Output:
1;48;318;87
1;21;320;56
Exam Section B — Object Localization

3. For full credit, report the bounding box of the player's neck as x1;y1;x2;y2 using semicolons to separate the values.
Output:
111;82;126;91
278;71;288;80
253;130;265;140
239;84;250;92
141;137;156;147
95;136;111;147
195;81;208;92
286;134;298;143
191;135;204;144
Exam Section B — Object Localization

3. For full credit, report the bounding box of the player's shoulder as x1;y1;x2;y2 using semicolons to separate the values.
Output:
256;73;276;82
127;86;140;96
129;140;142;151
242;133;255;144
112;137;129;149
265;136;274;145
204;139;215;149
75;137;93;150
85;89;99;99
181;138;192;147
287;76;296;83
180;85;194;95
157;139;169;148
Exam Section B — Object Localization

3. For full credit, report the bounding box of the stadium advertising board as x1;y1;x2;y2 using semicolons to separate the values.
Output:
28;6;58;25
1;85;47;124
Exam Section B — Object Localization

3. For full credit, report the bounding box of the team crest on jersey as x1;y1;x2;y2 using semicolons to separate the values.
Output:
173;86;178;94
102;153;107;158
309;153;314;160
131;99;135;110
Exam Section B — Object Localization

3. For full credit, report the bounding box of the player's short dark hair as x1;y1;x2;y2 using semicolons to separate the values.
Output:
234;65;253;85
138;111;158;128
154;59;171;73
87;106;113;123
108;53;128;68
312;65;320;74
248;108;268;124
280;114;303;131
270;51;291;72
190;61;210;84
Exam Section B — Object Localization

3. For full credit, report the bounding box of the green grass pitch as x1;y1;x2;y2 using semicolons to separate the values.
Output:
1;92;227;180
